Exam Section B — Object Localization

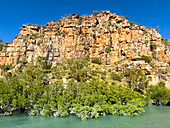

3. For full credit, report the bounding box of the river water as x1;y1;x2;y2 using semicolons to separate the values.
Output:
0;106;170;128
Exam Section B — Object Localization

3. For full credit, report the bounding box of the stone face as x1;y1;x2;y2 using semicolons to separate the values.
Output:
0;11;169;65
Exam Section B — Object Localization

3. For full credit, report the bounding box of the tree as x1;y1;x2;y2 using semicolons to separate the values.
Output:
93;10;99;16
105;46;111;65
141;55;152;63
0;43;3;51
91;58;102;64
124;16;129;19
0;38;2;43
67;57;89;82
110;72;122;82
156;25;160;32
0;65;146;119
150;42;157;51
64;14;68;17
145;81;170;105
0;39;3;51
124;68;149;92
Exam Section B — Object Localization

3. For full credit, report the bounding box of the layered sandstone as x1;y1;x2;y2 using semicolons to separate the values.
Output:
0;11;169;65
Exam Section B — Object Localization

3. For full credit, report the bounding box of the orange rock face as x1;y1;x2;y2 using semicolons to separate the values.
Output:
0;11;169;65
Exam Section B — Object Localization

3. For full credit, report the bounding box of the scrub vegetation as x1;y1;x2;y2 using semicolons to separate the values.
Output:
0;57;170;120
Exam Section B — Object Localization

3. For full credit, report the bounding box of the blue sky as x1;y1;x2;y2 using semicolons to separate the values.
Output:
0;0;170;43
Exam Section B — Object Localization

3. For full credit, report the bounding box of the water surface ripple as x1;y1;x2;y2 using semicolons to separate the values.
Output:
0;106;170;128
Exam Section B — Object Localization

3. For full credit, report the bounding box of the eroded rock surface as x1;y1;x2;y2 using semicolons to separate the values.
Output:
0;11;169;65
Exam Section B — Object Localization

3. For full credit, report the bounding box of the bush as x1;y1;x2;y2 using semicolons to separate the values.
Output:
0;44;4;51
0;66;146;120
145;40;149;44
78;17;83;25
152;51;156;59
129;22;136;26
105;46;111;53
145;82;170;105
43;63;52;69
18;60;28;64
30;34;37;39
101;74;106;79
141;55;152;63
93;10;99;16
91;58;102;64
158;81;166;87
143;31;148;34
111;72;122;82
123;68;149;92
124;16;129;19
57;62;63;66
150;42;157;51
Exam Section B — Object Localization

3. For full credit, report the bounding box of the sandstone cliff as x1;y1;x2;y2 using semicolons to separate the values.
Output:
0;11;169;65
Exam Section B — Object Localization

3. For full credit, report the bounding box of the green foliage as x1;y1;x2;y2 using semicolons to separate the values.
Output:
141;55;152;63
101;74;106;80
67;57;89;82
108;20;112;26
78;17;83;25
158;81;166;87
91;58;102;65
0;56;169;120
129;22;136;26
145;81;170;105
143;31;148;34
0;64;13;72
44;63;52;69
0;43;3;51
18;60;28;64
124;16;129;19
38;35;44;38
37;56;52;69
123;68;149;92
105;46;111;53
64;14;68;17
159;68;169;74
145;40;149;44
37;41;41;46
152;51;157;59
0;69;146;120
133;48;137;53
150;42;158;51
30;34;37;39
138;24;143;27
110;72;122;82
93;10;100;16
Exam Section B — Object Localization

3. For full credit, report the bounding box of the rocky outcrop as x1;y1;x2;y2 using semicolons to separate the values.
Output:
0;11;169;65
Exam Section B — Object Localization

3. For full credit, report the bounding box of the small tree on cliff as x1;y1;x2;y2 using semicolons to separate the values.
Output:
156;25;160;32
0;39;3;51
0;38;2;44
105;46;111;65
93;10;100;16
64;14;68;17
124;16;129;19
